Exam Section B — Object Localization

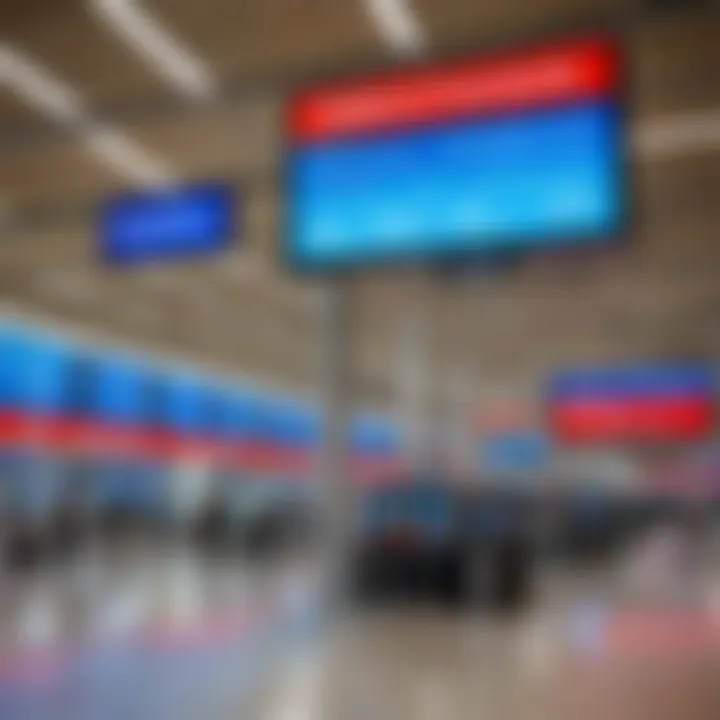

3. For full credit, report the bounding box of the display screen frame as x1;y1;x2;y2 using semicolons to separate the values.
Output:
99;181;238;266
547;365;717;444
282;32;630;275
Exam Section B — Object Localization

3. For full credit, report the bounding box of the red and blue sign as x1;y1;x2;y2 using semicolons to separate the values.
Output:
0;321;403;481
285;35;626;271
549;366;716;443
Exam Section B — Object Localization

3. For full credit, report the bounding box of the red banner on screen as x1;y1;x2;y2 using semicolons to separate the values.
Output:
0;410;400;482
288;36;619;142
550;397;714;443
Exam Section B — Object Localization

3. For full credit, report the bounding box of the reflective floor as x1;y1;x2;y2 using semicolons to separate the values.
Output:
0;539;320;720
259;546;720;720
0;540;718;720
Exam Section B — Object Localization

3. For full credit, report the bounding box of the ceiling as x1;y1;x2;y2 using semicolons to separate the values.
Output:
0;0;718;411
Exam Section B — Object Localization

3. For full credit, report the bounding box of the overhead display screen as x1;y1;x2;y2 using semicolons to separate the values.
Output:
100;183;236;264
549;366;716;443
285;35;626;271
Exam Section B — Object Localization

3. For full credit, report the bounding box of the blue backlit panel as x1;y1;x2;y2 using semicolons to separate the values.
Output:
100;183;236;264
285;36;626;272
549;365;716;443
289;103;622;267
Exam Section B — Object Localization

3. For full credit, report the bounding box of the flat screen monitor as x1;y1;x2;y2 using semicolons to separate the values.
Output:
284;35;626;272
549;366;716;443
100;183;236;265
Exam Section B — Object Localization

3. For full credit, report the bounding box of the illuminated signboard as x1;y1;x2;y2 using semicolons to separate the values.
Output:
482;432;551;474
100;183;236;264
285;35;626;271
549;366;716;443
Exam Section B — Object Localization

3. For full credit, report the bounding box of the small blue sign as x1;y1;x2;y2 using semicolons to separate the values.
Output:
100;183;236;264
482;432;551;474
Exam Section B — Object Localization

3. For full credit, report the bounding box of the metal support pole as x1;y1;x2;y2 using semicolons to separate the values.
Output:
448;362;474;478
396;285;432;474
317;279;352;611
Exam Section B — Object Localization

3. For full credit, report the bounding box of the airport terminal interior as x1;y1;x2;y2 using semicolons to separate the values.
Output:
0;1;719;718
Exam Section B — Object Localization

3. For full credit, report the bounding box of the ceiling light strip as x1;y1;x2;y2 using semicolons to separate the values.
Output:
0;44;85;122
85;126;174;185
363;0;426;56
90;0;216;100
0;43;175;185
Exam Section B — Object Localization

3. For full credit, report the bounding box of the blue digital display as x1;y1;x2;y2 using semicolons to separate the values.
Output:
287;102;624;269
0;326;69;414
286;36;626;272
550;365;716;399
273;402;318;449
61;350;99;418
100;183;236;264
163;375;202;434
96;356;143;425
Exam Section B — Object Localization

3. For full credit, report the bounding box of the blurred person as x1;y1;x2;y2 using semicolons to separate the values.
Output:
623;505;704;604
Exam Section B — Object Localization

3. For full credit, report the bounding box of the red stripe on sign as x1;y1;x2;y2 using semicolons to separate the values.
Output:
0;410;398;479
0;410;28;445
288;36;619;142
606;610;720;657
551;397;714;442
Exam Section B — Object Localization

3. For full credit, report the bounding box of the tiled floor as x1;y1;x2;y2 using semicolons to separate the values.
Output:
0;540;317;720
258;553;720;720
0;542;718;720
